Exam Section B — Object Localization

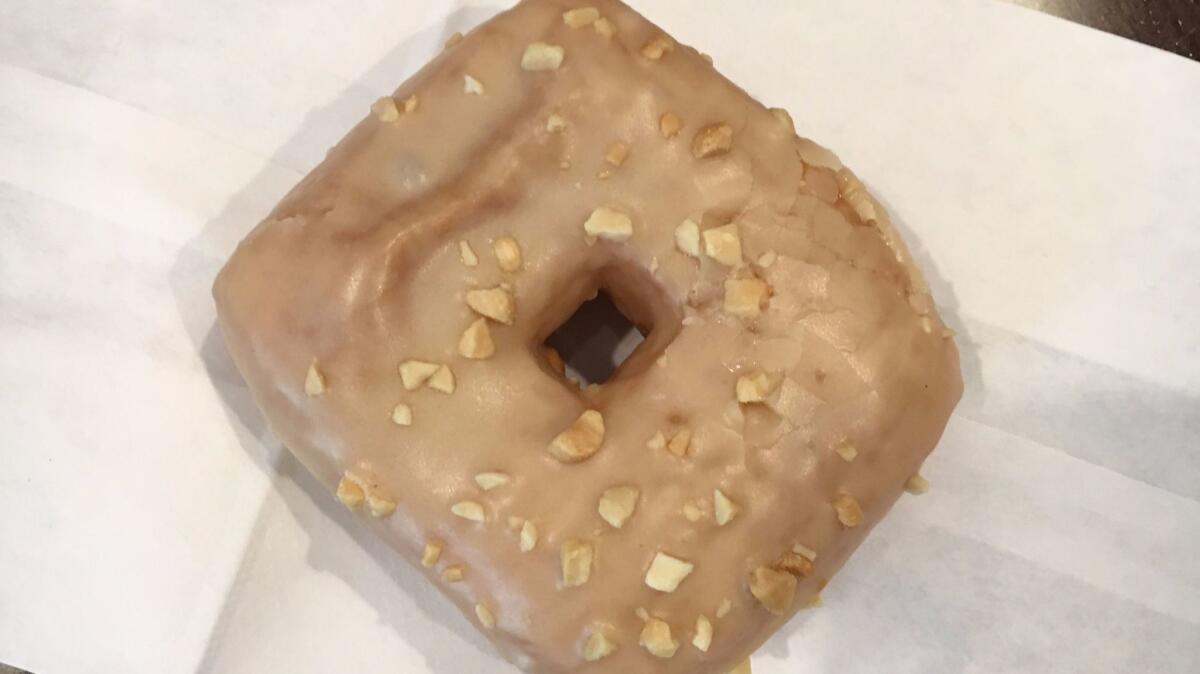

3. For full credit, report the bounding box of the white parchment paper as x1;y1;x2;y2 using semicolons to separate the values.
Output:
1;1;1198;672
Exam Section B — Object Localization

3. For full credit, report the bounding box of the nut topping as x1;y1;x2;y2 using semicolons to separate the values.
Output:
724;278;770;317
736;370;778;403
475;602;496;630
833;492;863;527
692;123;733;158
458;318;495;359
428;365;455;394
421;540;443;567
305;360;326;396
692;615;713;652
336;474;364;509
593;17;615;38
598;485;640;529
519;520;538;552
583;207;633;241
459;240;479;266
465;286;515;324
366;492;396;518
463;74;485;95
563;7;600;28
605;142;630;166
674;219;701;257
659;111;683;138
399;360;440;390
442;565;465;582
391;402;413;426
451;500;486;522
905;473;931;494
644;552;694;593
521;43;565;71
560;539;594;587
371;96;400;122
640;36;673;60
474;472;511;491
703;223;743;266
639;618;679;658
492;236;523;272
583;630;617;661
549;410;605;463
713;489;739;526
749;566;796;614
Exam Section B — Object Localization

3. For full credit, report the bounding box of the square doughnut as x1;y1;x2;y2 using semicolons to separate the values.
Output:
213;1;963;672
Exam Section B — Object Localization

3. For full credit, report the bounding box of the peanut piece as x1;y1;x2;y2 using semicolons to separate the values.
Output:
458;318;495;359
549;410;605;463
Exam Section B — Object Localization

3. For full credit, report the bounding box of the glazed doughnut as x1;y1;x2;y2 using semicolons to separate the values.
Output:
212;0;963;672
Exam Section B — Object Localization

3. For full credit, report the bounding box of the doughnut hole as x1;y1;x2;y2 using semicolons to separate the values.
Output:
539;261;682;390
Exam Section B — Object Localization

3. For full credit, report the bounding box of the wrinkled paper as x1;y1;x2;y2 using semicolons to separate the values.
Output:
1;0;1198;672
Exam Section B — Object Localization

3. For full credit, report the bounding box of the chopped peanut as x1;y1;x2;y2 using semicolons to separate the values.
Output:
692;123;733;158
736;370;778;403
713;489;739;526
674;219;701;257
583;630;617;661
640;618;679;658
692;615;713;652
646;430;667;451
560;539;593;588
371;97;400;122
391;403;413;427
598;485;640;529
716;599;733;619
305;360;326;396
546;113;567;132
792;543;817;562
336;474;364;509
403;95;418;113
465;286;515;324
724;278;770;317
757;250;778;268
463;74;484;95
367;492;396;518
703;223;743;266
458;318;495;359
549;410;605;463
749;566;796;614
584;207;633;241
644;552;694;593
475;602;496;630
906;473;931;495
775;552;815;578
593;17;615;38
399;360;440;390
769;107;795;133
428;365;455;394
640;36;673;60
474;472;511;491
459;240;479;266
421;540;443;567
667;428;691;457
562;7;600;29
833;493;864;527
519;520;538;552
451;500;486;523
835;440;858;462
543;346;566;376
605;142;630;166
522;42;565;71
660;111;683;138
442;565;465;582
492;236;523;272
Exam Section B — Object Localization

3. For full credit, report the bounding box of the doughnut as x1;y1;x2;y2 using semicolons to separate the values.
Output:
212;0;963;671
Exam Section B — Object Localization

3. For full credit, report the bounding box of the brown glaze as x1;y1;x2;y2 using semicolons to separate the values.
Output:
213;1;963;672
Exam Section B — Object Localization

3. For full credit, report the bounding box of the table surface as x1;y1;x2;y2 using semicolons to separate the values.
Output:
1;1;1196;673
1012;0;1199;60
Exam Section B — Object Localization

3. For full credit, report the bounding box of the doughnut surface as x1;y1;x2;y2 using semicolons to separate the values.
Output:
213;1;963;671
